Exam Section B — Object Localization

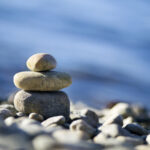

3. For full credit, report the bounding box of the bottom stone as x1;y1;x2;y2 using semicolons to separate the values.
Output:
14;90;70;120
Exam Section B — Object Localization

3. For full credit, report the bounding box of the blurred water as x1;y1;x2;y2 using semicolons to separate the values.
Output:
0;0;150;108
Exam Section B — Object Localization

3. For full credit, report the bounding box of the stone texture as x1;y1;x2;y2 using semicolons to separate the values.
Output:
103;114;123;126
26;53;57;71
29;113;44;122
14;90;70;120
124;123;148;135
70;119;96;137
42;116;65;127
14;71;72;91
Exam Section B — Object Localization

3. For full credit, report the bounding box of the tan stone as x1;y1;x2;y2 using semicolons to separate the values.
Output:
26;53;56;71
13;71;72;91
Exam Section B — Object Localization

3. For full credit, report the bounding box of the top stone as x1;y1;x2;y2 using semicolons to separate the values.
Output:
26;53;57;71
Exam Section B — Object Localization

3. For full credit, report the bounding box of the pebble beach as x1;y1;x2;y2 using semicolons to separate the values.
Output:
0;53;150;150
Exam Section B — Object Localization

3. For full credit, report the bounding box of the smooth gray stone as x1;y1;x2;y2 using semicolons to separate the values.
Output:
14;90;70;120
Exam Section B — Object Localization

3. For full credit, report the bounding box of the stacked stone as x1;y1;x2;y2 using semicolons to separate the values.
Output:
13;53;72;120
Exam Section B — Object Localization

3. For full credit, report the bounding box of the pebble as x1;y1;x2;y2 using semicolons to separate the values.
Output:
99;124;131;138
29;113;44;122
146;134;150;144
135;145;150;150
32;135;56;150
116;136;143;146
26;53;57;71
109;103;132;118
33;134;102;150
103;114;123;126
80;109;99;128
124;123;148;136
123;117;134;126
16;112;26;117
0;104;17;116
41;116;65;127
4;117;15;126
70;119;96;137
13;71;72;91
0;108;13;119
70;109;99;128
94;132;121;146
14;90;70;120
52;129;81;143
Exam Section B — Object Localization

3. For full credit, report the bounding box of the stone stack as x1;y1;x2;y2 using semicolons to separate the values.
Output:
13;53;72;120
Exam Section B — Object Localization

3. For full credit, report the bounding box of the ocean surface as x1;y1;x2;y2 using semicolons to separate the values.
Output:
0;0;150;108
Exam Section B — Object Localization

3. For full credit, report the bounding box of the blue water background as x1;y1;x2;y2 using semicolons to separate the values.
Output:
0;0;150;108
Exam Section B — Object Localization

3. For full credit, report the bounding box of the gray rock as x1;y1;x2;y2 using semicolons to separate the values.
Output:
14;71;72;91
70;119;96;137
14;90;70;120
124;123;148;135
26;53;57;71
29;113;44;122
42;116;65;127
99;124;131;137
103;114;123;126
0;108;13;119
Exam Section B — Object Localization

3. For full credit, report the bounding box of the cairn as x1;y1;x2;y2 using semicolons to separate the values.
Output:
13;53;72;120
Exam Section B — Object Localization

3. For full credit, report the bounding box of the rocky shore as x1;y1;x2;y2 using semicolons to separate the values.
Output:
0;53;150;150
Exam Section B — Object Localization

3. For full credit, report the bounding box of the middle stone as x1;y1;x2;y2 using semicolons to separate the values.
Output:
14;71;72;91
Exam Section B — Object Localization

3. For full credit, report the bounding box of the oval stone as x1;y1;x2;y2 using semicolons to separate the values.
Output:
26;53;57;71
14;90;70;120
13;71;72;91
